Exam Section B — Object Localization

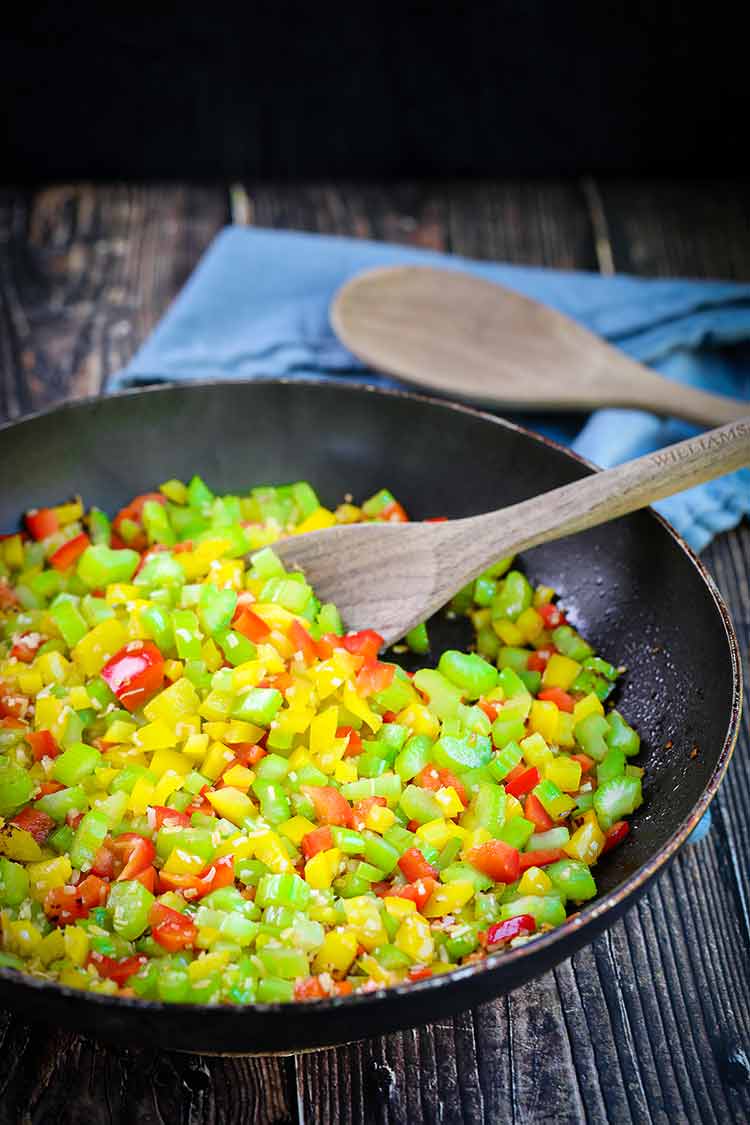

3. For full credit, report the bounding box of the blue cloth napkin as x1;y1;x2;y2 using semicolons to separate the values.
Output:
111;225;748;841
111;226;750;553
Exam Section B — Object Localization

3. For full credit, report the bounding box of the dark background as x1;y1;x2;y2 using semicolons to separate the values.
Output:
4;2;746;180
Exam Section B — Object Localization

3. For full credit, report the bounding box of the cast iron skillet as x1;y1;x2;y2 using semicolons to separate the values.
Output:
0;380;741;1054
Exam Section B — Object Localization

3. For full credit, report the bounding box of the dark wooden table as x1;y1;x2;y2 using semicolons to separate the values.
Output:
0;180;749;1125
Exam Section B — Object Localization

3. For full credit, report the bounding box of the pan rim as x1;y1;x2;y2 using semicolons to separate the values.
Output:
0;376;742;1026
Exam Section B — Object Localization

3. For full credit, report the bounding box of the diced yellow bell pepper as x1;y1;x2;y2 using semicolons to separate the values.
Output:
573;692;605;723
5;920;43;957
16;669;42;697
182;732;210;761
174;714;202;741
396;702;439;740
208;559;244;590
505;793;523;820
342;895;388;951
516;607;545;644
309;706;338;756
0;825;43;861
201;740;235;781
33;695;66;740
160;478;188;504
106;719;137;743
188;950;231;981
542;653;582;691
164;659;184;682
461;826;492;853
312;927;358;973
287;678;316;711
128;777;156;815
2;534;24;570
520;732;554;771
36;650;72;685
492;619;525;645
333;759;358;784
364;804;396;833
295;507;337;534
278;815;316;845
143;676;200;723
231;661;267;690
533;584;556;607
304;846;341;889
72;618;128;676
557;712;575;748
37;927;66;966
394;913;434;963
94;766;119;789
287;746;313;769
416;818;454;849
67;685;91;711
205;786;255;826
26;855;72;900
529;699;559;743
177;539;233;580
163;847;206;875
518;865;553;896
255;643;285;675
105;583;140;606
133;719;176;752
422;881;475;917
252;829;294;874
222;764;255;791
201;639;224;673
545;756;582;793
357;952;395;985
434;785;465;817
213;833;255;860
383;896;416;920
52;499;84;525
251;602;298;632
63;925;89;966
564;811;605;865
342;688;381;732
268;629;295;661
152;770;183;805
149;747;192;777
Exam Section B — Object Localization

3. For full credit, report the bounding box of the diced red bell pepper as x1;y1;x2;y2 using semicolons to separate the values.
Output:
101;640;165;712
9;806;55;844
537;687;574;713
133;865;157;892
423;516;448;524
113;492;166;550
408;966;433;981
111;832;156;881
398;846;438;883
0;580;20;611
485;914;536;946
148;902;198;951
35;779;65;797
351;795;387;831
340;630;385;661
26;729;60;762
505;766;540;799
524;793;554;832
294;976;328;1001
466;840;521;883
339;727;363;757
537;603;566;629
478;698;502;722
44;874;109;924
602;820;630;853
355;660;395;697
91;844;116;880
147;805;192;831
49;532;91;572
387;876;437;912
518;847;565;871
302;785;354;828
89;951;147;987
301;825;334;859
0;685;30;720
156;854;234;901
288;619;318;665
380;501;409;523
10;632;45;663
229;742;267;767
233;606;271;643
527;646;557;673
415;764;468;807
25;507;59;540
570;753;595;774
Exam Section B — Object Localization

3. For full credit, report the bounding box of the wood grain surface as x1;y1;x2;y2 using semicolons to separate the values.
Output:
0;179;748;1125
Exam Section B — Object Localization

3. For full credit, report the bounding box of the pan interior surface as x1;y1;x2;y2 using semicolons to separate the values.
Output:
0;381;738;1051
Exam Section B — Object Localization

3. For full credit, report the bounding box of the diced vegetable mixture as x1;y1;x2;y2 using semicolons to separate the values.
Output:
0;479;642;1004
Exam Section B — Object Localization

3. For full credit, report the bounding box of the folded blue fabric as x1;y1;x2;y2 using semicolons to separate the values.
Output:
111;226;750;553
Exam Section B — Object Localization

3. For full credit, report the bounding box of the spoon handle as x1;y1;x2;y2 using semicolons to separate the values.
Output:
455;418;750;578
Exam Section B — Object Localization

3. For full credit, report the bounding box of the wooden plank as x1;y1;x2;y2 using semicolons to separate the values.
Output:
0;184;229;423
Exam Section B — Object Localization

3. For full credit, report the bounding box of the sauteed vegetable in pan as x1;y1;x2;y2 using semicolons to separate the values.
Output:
0;476;643;1005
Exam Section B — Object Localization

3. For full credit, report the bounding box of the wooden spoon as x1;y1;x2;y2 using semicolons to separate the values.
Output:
273;419;750;646
331;266;747;426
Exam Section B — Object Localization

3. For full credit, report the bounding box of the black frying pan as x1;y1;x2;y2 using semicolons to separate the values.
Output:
0;380;740;1054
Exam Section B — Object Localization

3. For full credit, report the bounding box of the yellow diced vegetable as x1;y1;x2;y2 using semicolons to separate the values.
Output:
205;786;255;825
394;913;434;963
304;847;341;889
529;699;559;743
422;881;475;917
518;865;553;896
312;928;358;973
545;756;582;792
543;653;582;691
573;692;605;723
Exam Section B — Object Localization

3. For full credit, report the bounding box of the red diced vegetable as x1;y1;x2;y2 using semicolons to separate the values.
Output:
101;640;165;712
